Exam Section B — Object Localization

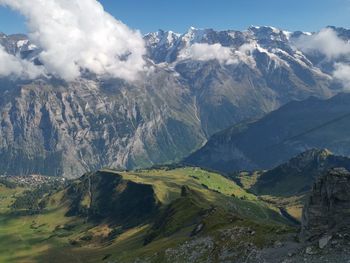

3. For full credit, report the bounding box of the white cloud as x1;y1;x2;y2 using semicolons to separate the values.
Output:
295;28;350;90
178;42;260;67
0;0;146;81
295;28;350;59
0;46;43;78
333;63;350;89
180;43;237;64
234;43;257;65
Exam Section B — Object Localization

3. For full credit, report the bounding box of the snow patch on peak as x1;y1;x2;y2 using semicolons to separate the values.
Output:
182;27;208;45
165;31;180;45
269;26;281;34
158;31;179;47
258;45;289;66
144;30;180;47
249;25;282;33
249;25;260;30
16;40;29;48
283;31;292;40
247;26;290;42
16;39;37;51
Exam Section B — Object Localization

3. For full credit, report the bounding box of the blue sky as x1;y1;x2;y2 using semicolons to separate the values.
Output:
0;0;349;34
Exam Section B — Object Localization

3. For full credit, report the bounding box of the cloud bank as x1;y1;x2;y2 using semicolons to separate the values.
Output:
295;28;350;59
180;43;237;64
0;0;146;81
333;63;350;89
0;46;43;78
295;28;350;88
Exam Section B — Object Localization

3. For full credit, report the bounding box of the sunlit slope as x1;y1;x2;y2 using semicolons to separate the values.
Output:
0;167;292;263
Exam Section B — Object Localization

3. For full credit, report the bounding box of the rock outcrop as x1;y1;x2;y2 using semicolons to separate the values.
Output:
300;167;350;243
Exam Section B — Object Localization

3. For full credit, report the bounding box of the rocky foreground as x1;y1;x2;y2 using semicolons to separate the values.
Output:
260;167;350;263
148;167;350;263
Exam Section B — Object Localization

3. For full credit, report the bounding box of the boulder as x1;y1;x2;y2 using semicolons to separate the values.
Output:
319;235;332;249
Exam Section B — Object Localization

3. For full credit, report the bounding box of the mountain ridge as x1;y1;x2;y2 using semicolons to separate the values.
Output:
0;26;345;177
252;149;350;197
185;93;350;173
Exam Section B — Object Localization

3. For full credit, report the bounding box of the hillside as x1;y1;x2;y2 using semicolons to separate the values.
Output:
2;158;350;262
0;167;294;263
252;149;350;196
185;93;350;173
231;149;350;221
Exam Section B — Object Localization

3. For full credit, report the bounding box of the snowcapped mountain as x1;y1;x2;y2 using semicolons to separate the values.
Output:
4;25;347;76
144;26;299;62
143;30;181;63
0;26;346;177
144;26;349;79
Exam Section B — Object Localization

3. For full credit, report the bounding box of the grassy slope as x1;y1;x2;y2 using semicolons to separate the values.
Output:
119;167;285;222
0;189;78;263
0;168;292;263
234;171;305;221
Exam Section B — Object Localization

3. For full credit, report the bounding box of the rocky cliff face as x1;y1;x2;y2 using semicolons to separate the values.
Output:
300;168;350;242
0;74;206;177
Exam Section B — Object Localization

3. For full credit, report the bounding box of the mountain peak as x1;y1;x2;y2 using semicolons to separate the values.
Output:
248;25;281;33
294;148;333;161
184;26;208;34
181;27;209;45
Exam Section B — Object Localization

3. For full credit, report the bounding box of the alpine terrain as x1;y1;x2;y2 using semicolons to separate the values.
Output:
0;26;345;177
1;2;350;261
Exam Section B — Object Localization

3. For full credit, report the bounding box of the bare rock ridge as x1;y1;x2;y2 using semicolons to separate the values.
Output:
300;167;350;243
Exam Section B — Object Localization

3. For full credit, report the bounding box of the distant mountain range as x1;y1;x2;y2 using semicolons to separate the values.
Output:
0;26;348;177
185;93;350;173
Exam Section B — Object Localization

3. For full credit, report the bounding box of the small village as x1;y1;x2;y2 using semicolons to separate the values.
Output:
0;174;66;188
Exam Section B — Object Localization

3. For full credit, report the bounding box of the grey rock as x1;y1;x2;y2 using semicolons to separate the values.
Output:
300;168;350;242
318;235;332;249
305;246;317;255
274;241;284;248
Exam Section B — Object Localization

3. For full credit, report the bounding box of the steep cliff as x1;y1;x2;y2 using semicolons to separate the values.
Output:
301;167;350;242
